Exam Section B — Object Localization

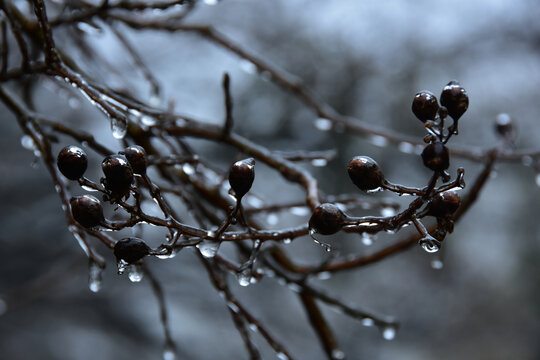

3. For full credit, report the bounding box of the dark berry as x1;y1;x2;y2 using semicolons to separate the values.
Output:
121;145;147;175
494;113;516;139
309;203;345;235
429;191;461;218
57;145;87;180
114;237;151;264
421;142;449;172
102;155;134;194
70;195;104;228
440;81;469;120
347;156;384;192
412;91;439;122
228;158;255;199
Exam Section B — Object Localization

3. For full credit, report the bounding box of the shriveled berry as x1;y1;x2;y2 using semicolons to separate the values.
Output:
57;145;87;180
412;91;439;122
421;142;449;172
229;158;255;199
347;156;384;192
114;237;151;264
429;191;461;218
440;81;469;120
102;155;134;194
309;203;345;235
70;195;104;228
121;145;147;175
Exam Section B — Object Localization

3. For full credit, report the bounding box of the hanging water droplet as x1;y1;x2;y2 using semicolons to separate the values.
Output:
317;271;332;280
290;206;309;216
361;317;374;327
203;0;218;5
197;239;220;258
361;233;374;246
311;158;328;167
431;259;444;270
248;323;258;332
54;184;61;193
226;301;239;313
239;59;257;74
366;187;383;193
141;116;156;126
331;349;345;360
80;184;98;192
276;352;290;360
398;142;414;154
162;341;177;360
20;135;35;150
381;207;396;217
381;325;397;340
182;163;195;175
282;238;292;245
309;229;332;252
117;259;129;274
370;135;388;147
266;214;279;225
88;259;104;293
314;118;333;131
128;264;144;282
111;117;127;139
237;268;252;287
420;240;440;253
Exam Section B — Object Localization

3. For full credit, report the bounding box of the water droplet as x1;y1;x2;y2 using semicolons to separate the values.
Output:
521;156;533;166
431;259;444;270
81;184;98;192
370;135;388;147
317;271;332;280
20;135;35;150
239;59;257;74
276;352;290;360
117;259;129;274
309;229;332;252
287;283;302;292
398;142;414;154
366;187;383;193
237;268;252;287
381;325;397;340
381;207;396;217
197;240;220;258
54;184;61;193
111;117;127;139
331;349;345;360
203;0;218;4
76;21;102;35
282;238;292;245
420;241;440;253
314;118;333;131
311;158;328;167
128;264;144;282
88;259;104;293
361;233;374;246
248;323;258;332
149;95;161;107
162;342;177;360
226;301;239;313
290;206;309;216
141;116;156;126
182;163;195;175
361;317;374;327
266;214;279;225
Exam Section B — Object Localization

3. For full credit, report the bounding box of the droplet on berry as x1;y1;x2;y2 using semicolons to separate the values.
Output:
57;145;88;180
70;195;104;228
347;156;385;192
440;81;469;120
309;203;345;235
228;158;255;199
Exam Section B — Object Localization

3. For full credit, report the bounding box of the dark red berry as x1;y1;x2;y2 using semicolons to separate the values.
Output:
70;195;104;228
429;191;461;218
114;237;151;264
412;91;439;122
57;145;87;180
421;142;449;172
347;156;384;192
440;81;469;120
121;145;147;175
309;203;345;235
228;158;255;199
102;155;134;194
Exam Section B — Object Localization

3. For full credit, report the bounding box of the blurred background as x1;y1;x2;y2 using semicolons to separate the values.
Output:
1;0;540;359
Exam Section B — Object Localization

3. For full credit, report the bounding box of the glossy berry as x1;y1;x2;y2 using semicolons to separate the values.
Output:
114;237;151;264
121;145;147;175
347;156;384;192
429;191;461;218
309;203;345;235
102;155;134;194
421;142;449;172
57;145;87;180
229;158;255;199
70;195;104;228
440;81;469;120
412;91;439;122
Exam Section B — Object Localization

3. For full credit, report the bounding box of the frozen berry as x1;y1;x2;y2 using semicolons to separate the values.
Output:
70;195;104;228
412;91;439;122
114;237;151;264
347;156;384;192
121;145;147;175
57;145;87;180
309;203;345;235
494;113;516;139
102;155;134;194
229;158;255;199
429;191;461;218
421;142;449;172
440;81;468;120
